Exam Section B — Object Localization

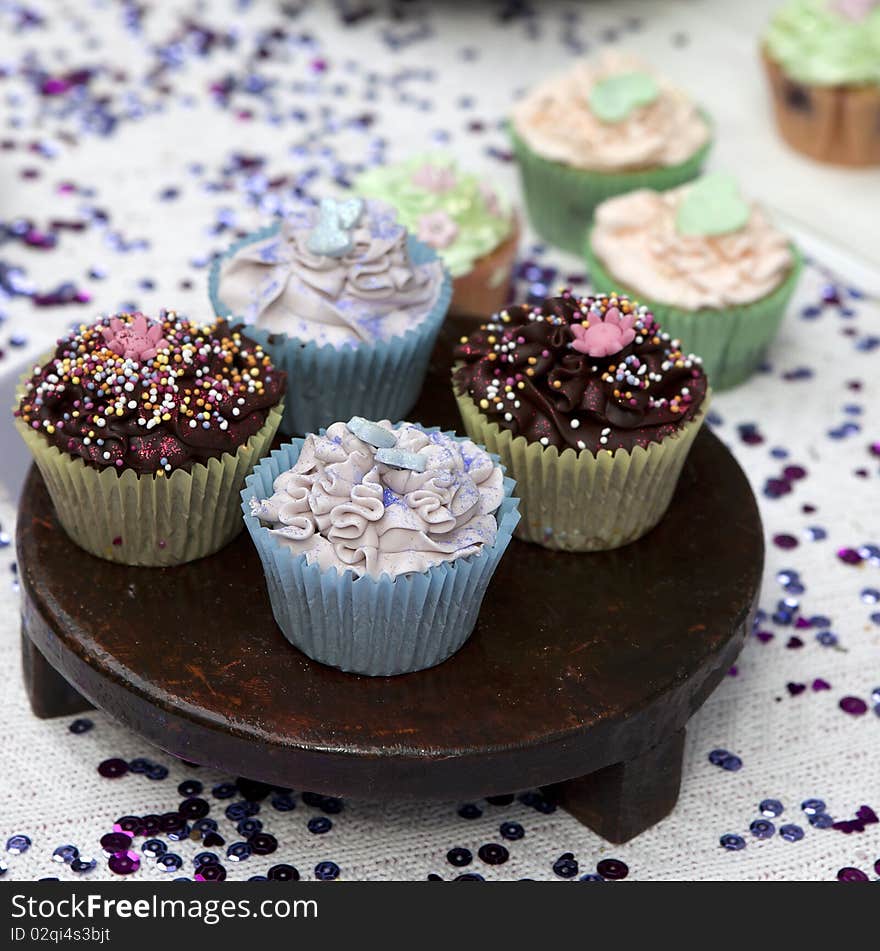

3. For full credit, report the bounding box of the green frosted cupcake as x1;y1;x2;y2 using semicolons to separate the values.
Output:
509;52;712;254
355;154;519;318
584;173;802;390
453;291;710;552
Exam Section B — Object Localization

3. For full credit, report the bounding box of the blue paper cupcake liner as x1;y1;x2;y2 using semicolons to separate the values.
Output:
209;224;452;436
241;429;521;676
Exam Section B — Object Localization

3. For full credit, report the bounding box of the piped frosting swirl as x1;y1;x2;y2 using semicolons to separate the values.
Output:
764;0;880;87
511;52;711;172
218;199;444;348
590;184;794;310
356;155;514;278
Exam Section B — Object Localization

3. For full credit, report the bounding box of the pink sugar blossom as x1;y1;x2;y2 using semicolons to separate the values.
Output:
410;162;457;193
570;305;637;358
478;182;502;217
100;314;169;362
833;0;878;20
416;210;459;249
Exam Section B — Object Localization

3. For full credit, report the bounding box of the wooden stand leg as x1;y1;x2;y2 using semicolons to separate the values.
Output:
547;728;686;844
21;627;92;719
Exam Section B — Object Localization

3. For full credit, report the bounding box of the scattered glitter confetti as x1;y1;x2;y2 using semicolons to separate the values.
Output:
1;0;879;887
839;697;869;716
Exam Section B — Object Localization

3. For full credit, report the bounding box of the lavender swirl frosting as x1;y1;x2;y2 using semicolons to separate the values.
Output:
250;420;504;578
218;199;444;348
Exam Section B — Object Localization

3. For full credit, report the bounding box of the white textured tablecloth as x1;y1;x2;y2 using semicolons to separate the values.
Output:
0;0;878;883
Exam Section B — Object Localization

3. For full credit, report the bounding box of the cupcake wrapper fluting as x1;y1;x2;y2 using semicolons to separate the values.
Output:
454;385;709;552
14;369;284;567
584;235;803;390
209;225;452;436
761;48;880;168
449;216;520;320
508;121;712;256
241;432;520;677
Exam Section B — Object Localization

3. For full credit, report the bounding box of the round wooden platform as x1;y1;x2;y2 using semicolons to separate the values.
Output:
17;320;764;843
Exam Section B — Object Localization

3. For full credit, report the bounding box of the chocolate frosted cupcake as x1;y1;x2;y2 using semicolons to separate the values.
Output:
454;292;709;551
209;197;451;435
14;310;285;565
242;418;520;675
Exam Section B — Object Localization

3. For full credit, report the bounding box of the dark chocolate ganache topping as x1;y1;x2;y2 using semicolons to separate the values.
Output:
454;291;707;453
16;310;285;475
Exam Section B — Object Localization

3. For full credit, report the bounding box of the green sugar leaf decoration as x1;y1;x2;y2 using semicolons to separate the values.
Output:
588;72;659;123
675;173;750;237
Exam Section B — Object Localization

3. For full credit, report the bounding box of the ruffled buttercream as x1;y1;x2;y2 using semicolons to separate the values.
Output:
251;420;504;578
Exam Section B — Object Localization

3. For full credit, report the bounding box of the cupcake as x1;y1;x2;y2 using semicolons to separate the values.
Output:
509;52;712;254
584;174;802;389
209;197;452;436
242;417;520;676
453;292;709;552
762;0;880;166
356;154;519;319
14;310;285;566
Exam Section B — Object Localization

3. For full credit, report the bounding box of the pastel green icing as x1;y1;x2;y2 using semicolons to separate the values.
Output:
764;0;880;86
676;173;750;237
355;155;513;278
588;72;659;123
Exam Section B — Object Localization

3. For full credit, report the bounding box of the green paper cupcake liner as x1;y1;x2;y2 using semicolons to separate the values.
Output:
14;366;284;567
454;382;710;552
508;121;712;256
584;234;803;390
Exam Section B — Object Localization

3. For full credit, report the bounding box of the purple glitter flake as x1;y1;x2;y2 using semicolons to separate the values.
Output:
6;835;31;855
839;696;868;716
108;850;140;875
97;757;129;779
100;832;133;854
595;858;628;880
773;534;799;550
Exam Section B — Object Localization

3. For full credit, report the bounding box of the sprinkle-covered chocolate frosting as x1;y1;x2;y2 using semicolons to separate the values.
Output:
16;310;285;475
453;291;707;454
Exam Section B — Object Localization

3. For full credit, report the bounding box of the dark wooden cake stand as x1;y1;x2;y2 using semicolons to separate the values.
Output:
17;320;763;844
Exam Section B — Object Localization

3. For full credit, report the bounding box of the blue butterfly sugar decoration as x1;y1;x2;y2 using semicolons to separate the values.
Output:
347;416;397;448
375;447;428;473
306;197;365;257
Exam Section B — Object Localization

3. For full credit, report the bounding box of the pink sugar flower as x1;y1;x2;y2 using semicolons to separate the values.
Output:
417;210;459;249
101;314;169;362
410;162;457;193
478;182;502;217
570;305;637;358
833;0;878;20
